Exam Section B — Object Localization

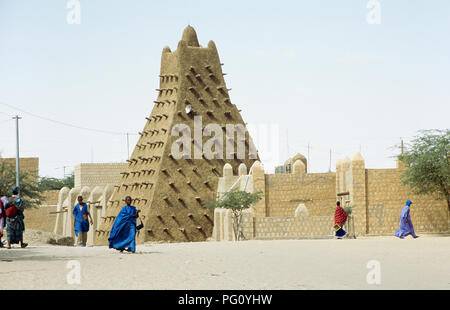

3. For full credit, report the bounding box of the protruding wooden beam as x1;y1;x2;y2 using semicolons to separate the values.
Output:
211;167;220;176
189;87;200;97
195;74;203;83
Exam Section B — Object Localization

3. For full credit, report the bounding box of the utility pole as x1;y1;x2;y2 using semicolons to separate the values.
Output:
329;149;332;172
56;166;69;178
13;115;22;191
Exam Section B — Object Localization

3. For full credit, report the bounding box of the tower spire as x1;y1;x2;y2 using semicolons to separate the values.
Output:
182;25;200;47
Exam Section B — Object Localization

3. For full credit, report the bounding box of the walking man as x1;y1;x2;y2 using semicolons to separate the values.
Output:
73;196;93;247
108;196;141;253
394;200;419;239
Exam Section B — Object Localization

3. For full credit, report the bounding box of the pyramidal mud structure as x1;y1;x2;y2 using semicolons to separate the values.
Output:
95;26;259;244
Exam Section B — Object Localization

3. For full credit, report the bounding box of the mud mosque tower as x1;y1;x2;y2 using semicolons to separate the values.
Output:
95;26;259;244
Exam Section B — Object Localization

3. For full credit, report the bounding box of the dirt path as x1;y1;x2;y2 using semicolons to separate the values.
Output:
0;236;449;290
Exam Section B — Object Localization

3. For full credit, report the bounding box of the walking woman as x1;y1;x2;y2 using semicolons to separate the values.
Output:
334;201;348;239
0;194;6;247
108;196;141;253
4;187;28;249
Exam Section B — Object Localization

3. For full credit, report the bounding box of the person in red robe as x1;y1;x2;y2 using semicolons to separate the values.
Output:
334;201;348;239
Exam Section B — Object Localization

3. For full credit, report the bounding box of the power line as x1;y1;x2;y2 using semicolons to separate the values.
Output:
0;102;139;136
0;118;13;125
0;111;14;117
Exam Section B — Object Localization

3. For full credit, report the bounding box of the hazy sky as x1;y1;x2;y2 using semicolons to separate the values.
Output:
0;0;449;178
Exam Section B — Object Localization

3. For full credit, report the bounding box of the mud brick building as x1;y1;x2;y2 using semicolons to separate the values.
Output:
94;26;258;245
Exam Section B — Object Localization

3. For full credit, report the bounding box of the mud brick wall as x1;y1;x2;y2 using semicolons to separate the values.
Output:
0;157;39;181
366;169;448;235
264;173;336;217
24;205;58;233
216;209;334;241
248;216;334;240
74;163;127;188
213;153;449;242
41;190;60;206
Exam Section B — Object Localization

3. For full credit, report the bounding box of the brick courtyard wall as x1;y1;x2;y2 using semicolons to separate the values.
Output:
213;154;449;242
0;157;39;181
366;168;449;235
24;205;58;233
244;216;334;240
41;190;59;206
74;163;127;188
20;190;60;233
265;173;336;217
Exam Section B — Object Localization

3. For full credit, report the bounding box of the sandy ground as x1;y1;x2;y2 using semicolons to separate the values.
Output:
0;235;449;290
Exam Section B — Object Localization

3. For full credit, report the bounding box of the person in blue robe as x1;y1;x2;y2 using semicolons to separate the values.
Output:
108;196;140;253
394;200;419;239
73;196;93;247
